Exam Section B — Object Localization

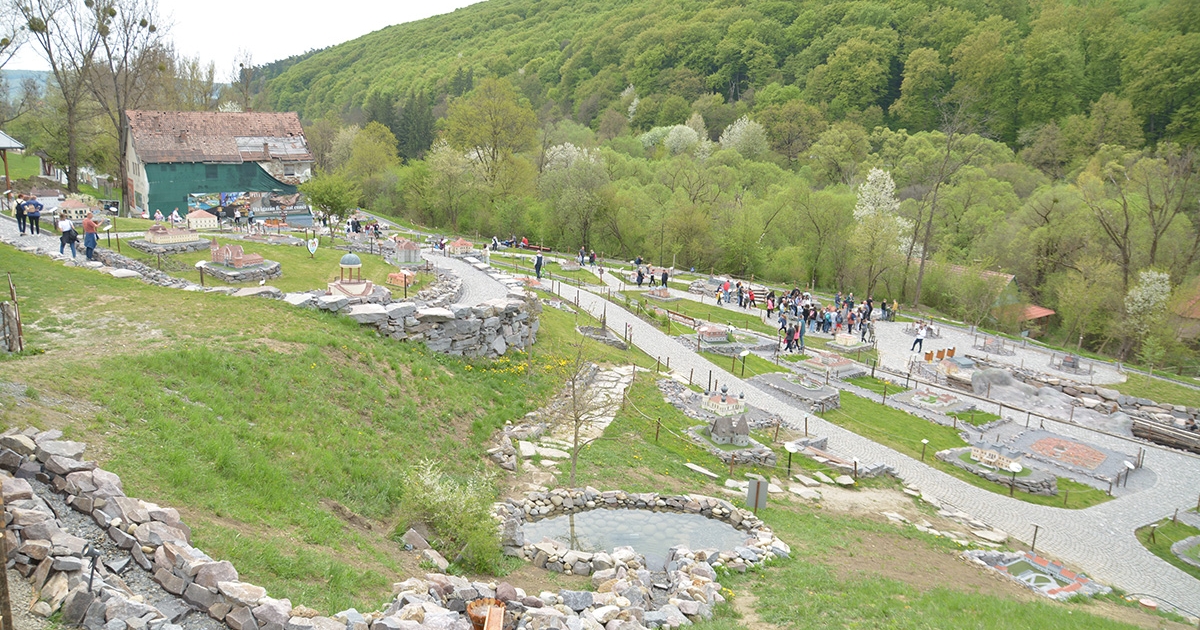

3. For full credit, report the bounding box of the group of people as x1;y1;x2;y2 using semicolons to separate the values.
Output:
13;194;44;236
56;210;105;260
713;279;758;308
766;289;885;353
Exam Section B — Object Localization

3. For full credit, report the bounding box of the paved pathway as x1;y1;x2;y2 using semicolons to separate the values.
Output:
523;271;1200;616
421;252;510;305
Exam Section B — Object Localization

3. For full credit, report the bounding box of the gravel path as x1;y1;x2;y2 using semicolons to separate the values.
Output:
534;273;1200;617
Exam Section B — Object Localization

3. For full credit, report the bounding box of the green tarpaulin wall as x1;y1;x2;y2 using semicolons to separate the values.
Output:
142;162;297;213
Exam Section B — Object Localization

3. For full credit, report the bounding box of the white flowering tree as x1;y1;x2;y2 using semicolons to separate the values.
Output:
851;168;910;298
719;116;769;159
540;143;609;249
663;125;701;155
1124;269;1173;365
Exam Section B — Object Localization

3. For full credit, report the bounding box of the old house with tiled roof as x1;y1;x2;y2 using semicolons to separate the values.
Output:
125;111;313;216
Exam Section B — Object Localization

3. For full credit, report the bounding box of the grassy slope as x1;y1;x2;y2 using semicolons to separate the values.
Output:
1115;372;1200;409
0;246;624;611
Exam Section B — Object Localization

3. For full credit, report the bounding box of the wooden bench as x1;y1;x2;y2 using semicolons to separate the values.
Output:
666;309;698;328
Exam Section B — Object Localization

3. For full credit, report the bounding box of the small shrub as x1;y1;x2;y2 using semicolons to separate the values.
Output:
394;460;502;574
24;387;38;401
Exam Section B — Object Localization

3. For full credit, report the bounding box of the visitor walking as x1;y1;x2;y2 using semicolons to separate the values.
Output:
14;195;26;235
24;195;43;235
534;252;544;279
910;323;926;353
636;267;644;287
82;211;103;261
661;268;669;288
57;213;77;258
234;209;242;229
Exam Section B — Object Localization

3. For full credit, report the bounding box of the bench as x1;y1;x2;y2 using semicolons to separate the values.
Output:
666;309;698;328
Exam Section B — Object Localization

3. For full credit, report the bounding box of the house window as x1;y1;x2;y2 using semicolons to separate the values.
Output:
284;164;295;177
206;165;218;179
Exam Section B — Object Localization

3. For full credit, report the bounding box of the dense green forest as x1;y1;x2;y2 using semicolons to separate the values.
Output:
264;0;1200;367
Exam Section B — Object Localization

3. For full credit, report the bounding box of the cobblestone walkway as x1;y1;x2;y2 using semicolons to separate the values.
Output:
537;274;1200;616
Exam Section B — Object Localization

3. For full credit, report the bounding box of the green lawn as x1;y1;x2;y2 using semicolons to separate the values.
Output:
949;409;1003;426
717;508;1144;630
698;351;787;378
846;375;905;396
1135;519;1200;582
5;153;40;179
821;393;1111;509
123;238;425;294
0;245;642;612
1114;372;1200;409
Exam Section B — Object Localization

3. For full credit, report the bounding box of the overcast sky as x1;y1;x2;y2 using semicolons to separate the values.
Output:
8;0;487;76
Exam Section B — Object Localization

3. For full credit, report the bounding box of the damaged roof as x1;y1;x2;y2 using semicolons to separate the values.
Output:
127;110;312;164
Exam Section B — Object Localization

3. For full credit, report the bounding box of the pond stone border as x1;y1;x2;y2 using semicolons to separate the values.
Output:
497;487;788;575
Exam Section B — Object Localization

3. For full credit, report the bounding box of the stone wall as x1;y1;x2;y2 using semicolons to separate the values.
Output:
199;261;282;284
0;428;761;630
936;447;1058;495
343;297;539;358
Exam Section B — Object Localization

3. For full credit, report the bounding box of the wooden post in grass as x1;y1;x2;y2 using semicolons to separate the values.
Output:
689;368;693;386
881;383;887;405
731;354;737;373
1174;508;1179;524
804;416;808;437
656;357;661;373
708;370;712;391
729;459;735;478
774;420;780;442
655;419;661;443
1063;490;1068;507
666;357;670;370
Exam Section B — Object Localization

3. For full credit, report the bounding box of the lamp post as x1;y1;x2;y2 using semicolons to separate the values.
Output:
739;350;750;377
1031;523;1041;554
784;441;798;478
194;260;206;287
1007;462;1023;497
920;439;929;462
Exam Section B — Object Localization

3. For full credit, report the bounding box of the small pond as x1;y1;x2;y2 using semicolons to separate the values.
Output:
521;508;752;570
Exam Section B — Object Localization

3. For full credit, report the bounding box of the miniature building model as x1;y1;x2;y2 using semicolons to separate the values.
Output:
970;439;1023;469
209;239;264;268
393;237;422;264
387;270;415;286
146;223;201;244
698;324;730;343
58;198;92;221
709;414;750;446
703;385;747;416
186;209;219;230
328;252;376;297
447;238;474;255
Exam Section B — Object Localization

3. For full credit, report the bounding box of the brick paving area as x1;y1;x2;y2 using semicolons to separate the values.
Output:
539;273;1200;616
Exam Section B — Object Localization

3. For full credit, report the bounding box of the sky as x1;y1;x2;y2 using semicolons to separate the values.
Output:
7;0;487;75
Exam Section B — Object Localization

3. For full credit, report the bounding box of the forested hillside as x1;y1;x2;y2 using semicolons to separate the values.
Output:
264;0;1200;368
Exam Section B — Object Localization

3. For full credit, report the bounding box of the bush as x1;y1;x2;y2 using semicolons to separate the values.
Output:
394;460;502;574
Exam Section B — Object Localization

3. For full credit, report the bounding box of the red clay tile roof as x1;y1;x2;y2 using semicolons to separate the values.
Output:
127;110;312;164
1022;305;1056;321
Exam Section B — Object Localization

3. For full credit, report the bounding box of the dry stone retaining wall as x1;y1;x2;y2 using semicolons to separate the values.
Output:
0;428;761;630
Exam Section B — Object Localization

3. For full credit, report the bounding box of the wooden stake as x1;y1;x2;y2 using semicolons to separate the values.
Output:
655;419;661;443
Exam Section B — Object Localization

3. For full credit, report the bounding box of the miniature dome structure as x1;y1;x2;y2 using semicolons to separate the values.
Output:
339;252;363;283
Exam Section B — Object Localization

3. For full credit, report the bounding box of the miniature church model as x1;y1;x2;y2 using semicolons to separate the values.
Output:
704;385;751;446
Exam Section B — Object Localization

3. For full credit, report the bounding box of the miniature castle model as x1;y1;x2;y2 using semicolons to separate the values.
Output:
447;238;474;256
393;237;422;264
209;239;264;268
703;385;747;416
387;270;415;287
186;208;219;230
970;439;1023;469
146;223;201;245
328;252;376;297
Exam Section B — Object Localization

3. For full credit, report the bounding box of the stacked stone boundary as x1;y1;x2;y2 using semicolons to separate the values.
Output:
0;428;775;630
1171;536;1200;570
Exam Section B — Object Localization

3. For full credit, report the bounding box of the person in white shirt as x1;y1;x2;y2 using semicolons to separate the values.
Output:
57;213;78;258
